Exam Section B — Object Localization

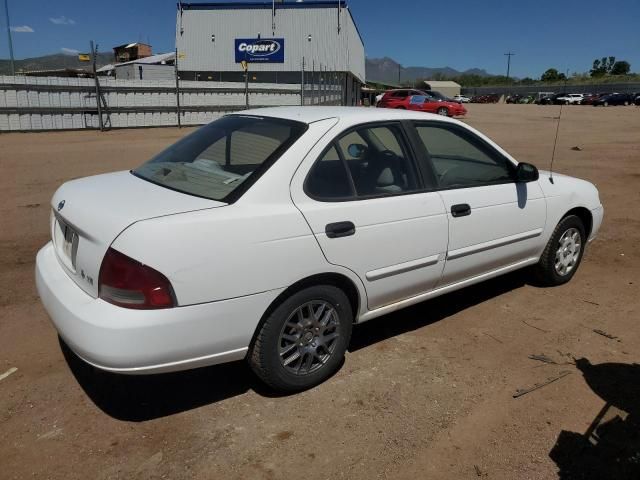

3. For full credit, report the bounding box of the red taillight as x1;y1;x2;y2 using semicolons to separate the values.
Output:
98;248;175;309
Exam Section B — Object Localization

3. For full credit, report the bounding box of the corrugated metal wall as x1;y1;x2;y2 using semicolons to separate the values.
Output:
115;64;175;81
176;4;365;81
0;75;343;131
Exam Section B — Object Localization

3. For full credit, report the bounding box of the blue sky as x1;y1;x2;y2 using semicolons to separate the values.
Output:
2;0;639;77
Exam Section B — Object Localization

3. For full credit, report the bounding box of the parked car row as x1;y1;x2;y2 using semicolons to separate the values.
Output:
536;92;640;106
506;94;535;104
376;89;467;117
469;94;501;104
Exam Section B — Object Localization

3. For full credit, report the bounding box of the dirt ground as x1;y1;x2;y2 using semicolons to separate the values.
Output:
1;104;639;480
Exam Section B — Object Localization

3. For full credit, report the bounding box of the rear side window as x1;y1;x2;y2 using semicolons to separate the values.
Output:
305;123;419;200
133;115;306;202
306;146;353;199
414;123;515;189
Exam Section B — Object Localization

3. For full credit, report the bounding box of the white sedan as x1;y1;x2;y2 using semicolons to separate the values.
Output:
453;94;471;103
36;107;603;391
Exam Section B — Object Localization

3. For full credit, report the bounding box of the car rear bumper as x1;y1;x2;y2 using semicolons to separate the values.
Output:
36;242;282;374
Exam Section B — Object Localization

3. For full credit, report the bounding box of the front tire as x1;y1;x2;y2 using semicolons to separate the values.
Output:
248;285;353;392
437;107;449;116
533;215;586;286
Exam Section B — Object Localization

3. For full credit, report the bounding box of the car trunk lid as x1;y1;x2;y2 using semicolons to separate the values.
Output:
50;171;223;298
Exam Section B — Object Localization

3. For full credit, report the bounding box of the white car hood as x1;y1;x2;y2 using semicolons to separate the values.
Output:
50;170;223;297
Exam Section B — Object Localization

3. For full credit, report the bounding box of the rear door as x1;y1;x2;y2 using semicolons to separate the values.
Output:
409;121;546;286
291;121;448;310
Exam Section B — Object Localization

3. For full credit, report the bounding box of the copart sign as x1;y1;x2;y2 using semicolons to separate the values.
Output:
235;38;285;63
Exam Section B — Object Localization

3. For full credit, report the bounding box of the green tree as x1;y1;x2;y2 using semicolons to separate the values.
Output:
611;60;631;75
591;56;617;77
518;77;536;85
541;68;561;82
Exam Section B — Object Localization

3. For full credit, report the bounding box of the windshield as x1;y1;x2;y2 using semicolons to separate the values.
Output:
133;115;307;202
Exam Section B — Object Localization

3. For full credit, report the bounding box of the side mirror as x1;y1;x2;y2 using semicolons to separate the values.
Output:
515;162;539;182
347;143;367;159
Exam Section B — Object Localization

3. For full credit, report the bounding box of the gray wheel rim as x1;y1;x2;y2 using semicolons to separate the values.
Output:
437;107;448;116
554;227;582;276
278;301;340;375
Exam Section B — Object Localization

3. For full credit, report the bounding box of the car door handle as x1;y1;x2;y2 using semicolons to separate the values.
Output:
451;204;471;217
325;221;356;239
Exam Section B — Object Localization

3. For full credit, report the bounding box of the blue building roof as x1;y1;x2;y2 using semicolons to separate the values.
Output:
180;2;348;10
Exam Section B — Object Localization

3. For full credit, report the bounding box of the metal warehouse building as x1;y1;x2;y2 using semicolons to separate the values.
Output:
176;1;365;105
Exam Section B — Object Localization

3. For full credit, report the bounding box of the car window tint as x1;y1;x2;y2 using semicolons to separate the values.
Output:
394;91;408;98
339;124;418;197
133;116;306;202
229;122;291;165
414;123;514;189
305;145;354;199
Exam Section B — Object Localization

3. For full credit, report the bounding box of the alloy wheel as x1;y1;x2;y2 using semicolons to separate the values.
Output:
278;301;340;375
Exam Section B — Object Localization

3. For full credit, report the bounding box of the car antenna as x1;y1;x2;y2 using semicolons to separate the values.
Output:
549;69;569;184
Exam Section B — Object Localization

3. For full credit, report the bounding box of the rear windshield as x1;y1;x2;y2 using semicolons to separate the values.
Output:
133;115;307;202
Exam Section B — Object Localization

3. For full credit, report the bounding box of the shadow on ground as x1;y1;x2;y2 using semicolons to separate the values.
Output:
549;359;640;480
61;270;530;422
349;269;528;352
61;339;277;421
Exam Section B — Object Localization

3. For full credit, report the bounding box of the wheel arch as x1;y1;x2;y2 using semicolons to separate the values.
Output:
563;206;593;238
248;272;363;355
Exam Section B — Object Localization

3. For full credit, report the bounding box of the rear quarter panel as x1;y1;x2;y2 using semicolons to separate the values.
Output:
111;117;368;310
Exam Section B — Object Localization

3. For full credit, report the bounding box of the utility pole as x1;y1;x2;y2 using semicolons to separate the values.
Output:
241;60;249;107
3;0;15;75
301;56;305;106
175;48;181;128
90;41;104;131
504;52;515;84
398;63;401;84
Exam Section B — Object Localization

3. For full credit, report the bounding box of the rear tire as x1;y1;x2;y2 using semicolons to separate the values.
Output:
533;215;586;286
248;285;353;392
437;107;449;116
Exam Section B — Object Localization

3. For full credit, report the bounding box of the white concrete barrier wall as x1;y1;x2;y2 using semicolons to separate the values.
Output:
0;75;343;131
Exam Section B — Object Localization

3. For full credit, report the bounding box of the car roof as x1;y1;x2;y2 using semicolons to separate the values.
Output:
233;106;457;125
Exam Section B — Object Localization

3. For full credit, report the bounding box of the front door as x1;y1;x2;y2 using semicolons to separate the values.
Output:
291;122;449;310
410;121;547;286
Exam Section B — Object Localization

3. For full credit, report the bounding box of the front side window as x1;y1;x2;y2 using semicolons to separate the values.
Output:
414;123;515;189
306;123;419;200
133;115;307;202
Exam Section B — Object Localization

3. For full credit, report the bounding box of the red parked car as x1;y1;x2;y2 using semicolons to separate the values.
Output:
376;89;429;109
405;95;467;117
377;89;466;117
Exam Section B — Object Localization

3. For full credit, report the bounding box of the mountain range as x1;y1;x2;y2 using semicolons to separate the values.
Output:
366;57;493;84
0;52;113;75
0;52;494;82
